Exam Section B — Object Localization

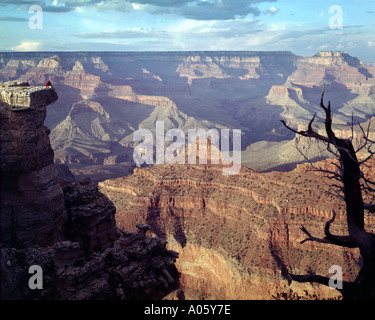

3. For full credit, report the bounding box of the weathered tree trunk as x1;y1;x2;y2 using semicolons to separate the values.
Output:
280;86;375;299
338;140;375;299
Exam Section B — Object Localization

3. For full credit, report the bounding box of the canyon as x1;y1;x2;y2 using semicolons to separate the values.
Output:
99;158;375;299
0;51;374;179
1;51;375;300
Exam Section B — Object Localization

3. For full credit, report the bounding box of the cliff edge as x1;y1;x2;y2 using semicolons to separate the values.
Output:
0;81;179;300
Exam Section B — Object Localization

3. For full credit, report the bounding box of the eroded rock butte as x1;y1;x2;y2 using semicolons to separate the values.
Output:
1;81;179;300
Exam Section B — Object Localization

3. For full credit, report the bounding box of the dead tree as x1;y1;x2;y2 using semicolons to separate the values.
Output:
280;85;375;300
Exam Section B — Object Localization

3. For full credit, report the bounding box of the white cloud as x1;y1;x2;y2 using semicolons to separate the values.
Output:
10;40;41;51
266;6;279;15
336;43;344;50
132;3;146;10
75;27;170;39
368;41;375;47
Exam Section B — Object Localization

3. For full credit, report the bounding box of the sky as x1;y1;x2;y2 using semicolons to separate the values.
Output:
0;0;374;62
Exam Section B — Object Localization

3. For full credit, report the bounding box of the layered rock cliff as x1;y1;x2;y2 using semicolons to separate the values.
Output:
1;80;65;247
0;81;179;300
266;51;375;126
99;160;375;300
1;51;374;177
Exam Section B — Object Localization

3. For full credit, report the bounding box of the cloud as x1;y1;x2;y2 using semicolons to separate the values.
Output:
0;0;73;12
63;0;266;19
0;16;28;21
336;43;345;50
143;0;266;20
266;6;279;15
0;0;81;12
43;5;75;12
74;19;362;54
1;0;276;20
173;19;264;38
74;19;264;42
0;0;38;5
71;18;268;51
10;41;42;51
75;28;171;39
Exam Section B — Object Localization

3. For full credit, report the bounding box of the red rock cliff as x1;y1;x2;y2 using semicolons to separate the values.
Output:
100;161;375;299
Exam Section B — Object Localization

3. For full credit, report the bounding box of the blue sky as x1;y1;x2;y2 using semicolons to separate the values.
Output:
0;0;374;62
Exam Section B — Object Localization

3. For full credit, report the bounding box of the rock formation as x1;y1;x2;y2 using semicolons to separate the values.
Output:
99;160;375;300
1;80;65;247
265;51;375;126
6;50;374;176
0;81;179;300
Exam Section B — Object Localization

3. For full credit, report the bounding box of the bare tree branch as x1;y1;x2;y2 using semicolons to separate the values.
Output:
276;85;375;299
300;226;332;245
324;211;358;248
288;273;357;299
280;119;331;144
293;142;343;182
300;211;357;248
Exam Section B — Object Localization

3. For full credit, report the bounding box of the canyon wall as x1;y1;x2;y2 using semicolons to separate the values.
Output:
2;49;374;299
0;82;179;300
1;51;373;178
1;80;65;247
99;161;375;300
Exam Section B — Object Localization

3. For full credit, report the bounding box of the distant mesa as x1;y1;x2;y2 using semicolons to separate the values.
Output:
314;50;348;57
0;50;374;177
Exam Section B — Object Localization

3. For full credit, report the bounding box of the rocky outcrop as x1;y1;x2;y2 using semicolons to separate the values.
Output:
2;223;179;300
1;82;179;300
99;161;375;300
63;178;120;255
1;80;65;248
